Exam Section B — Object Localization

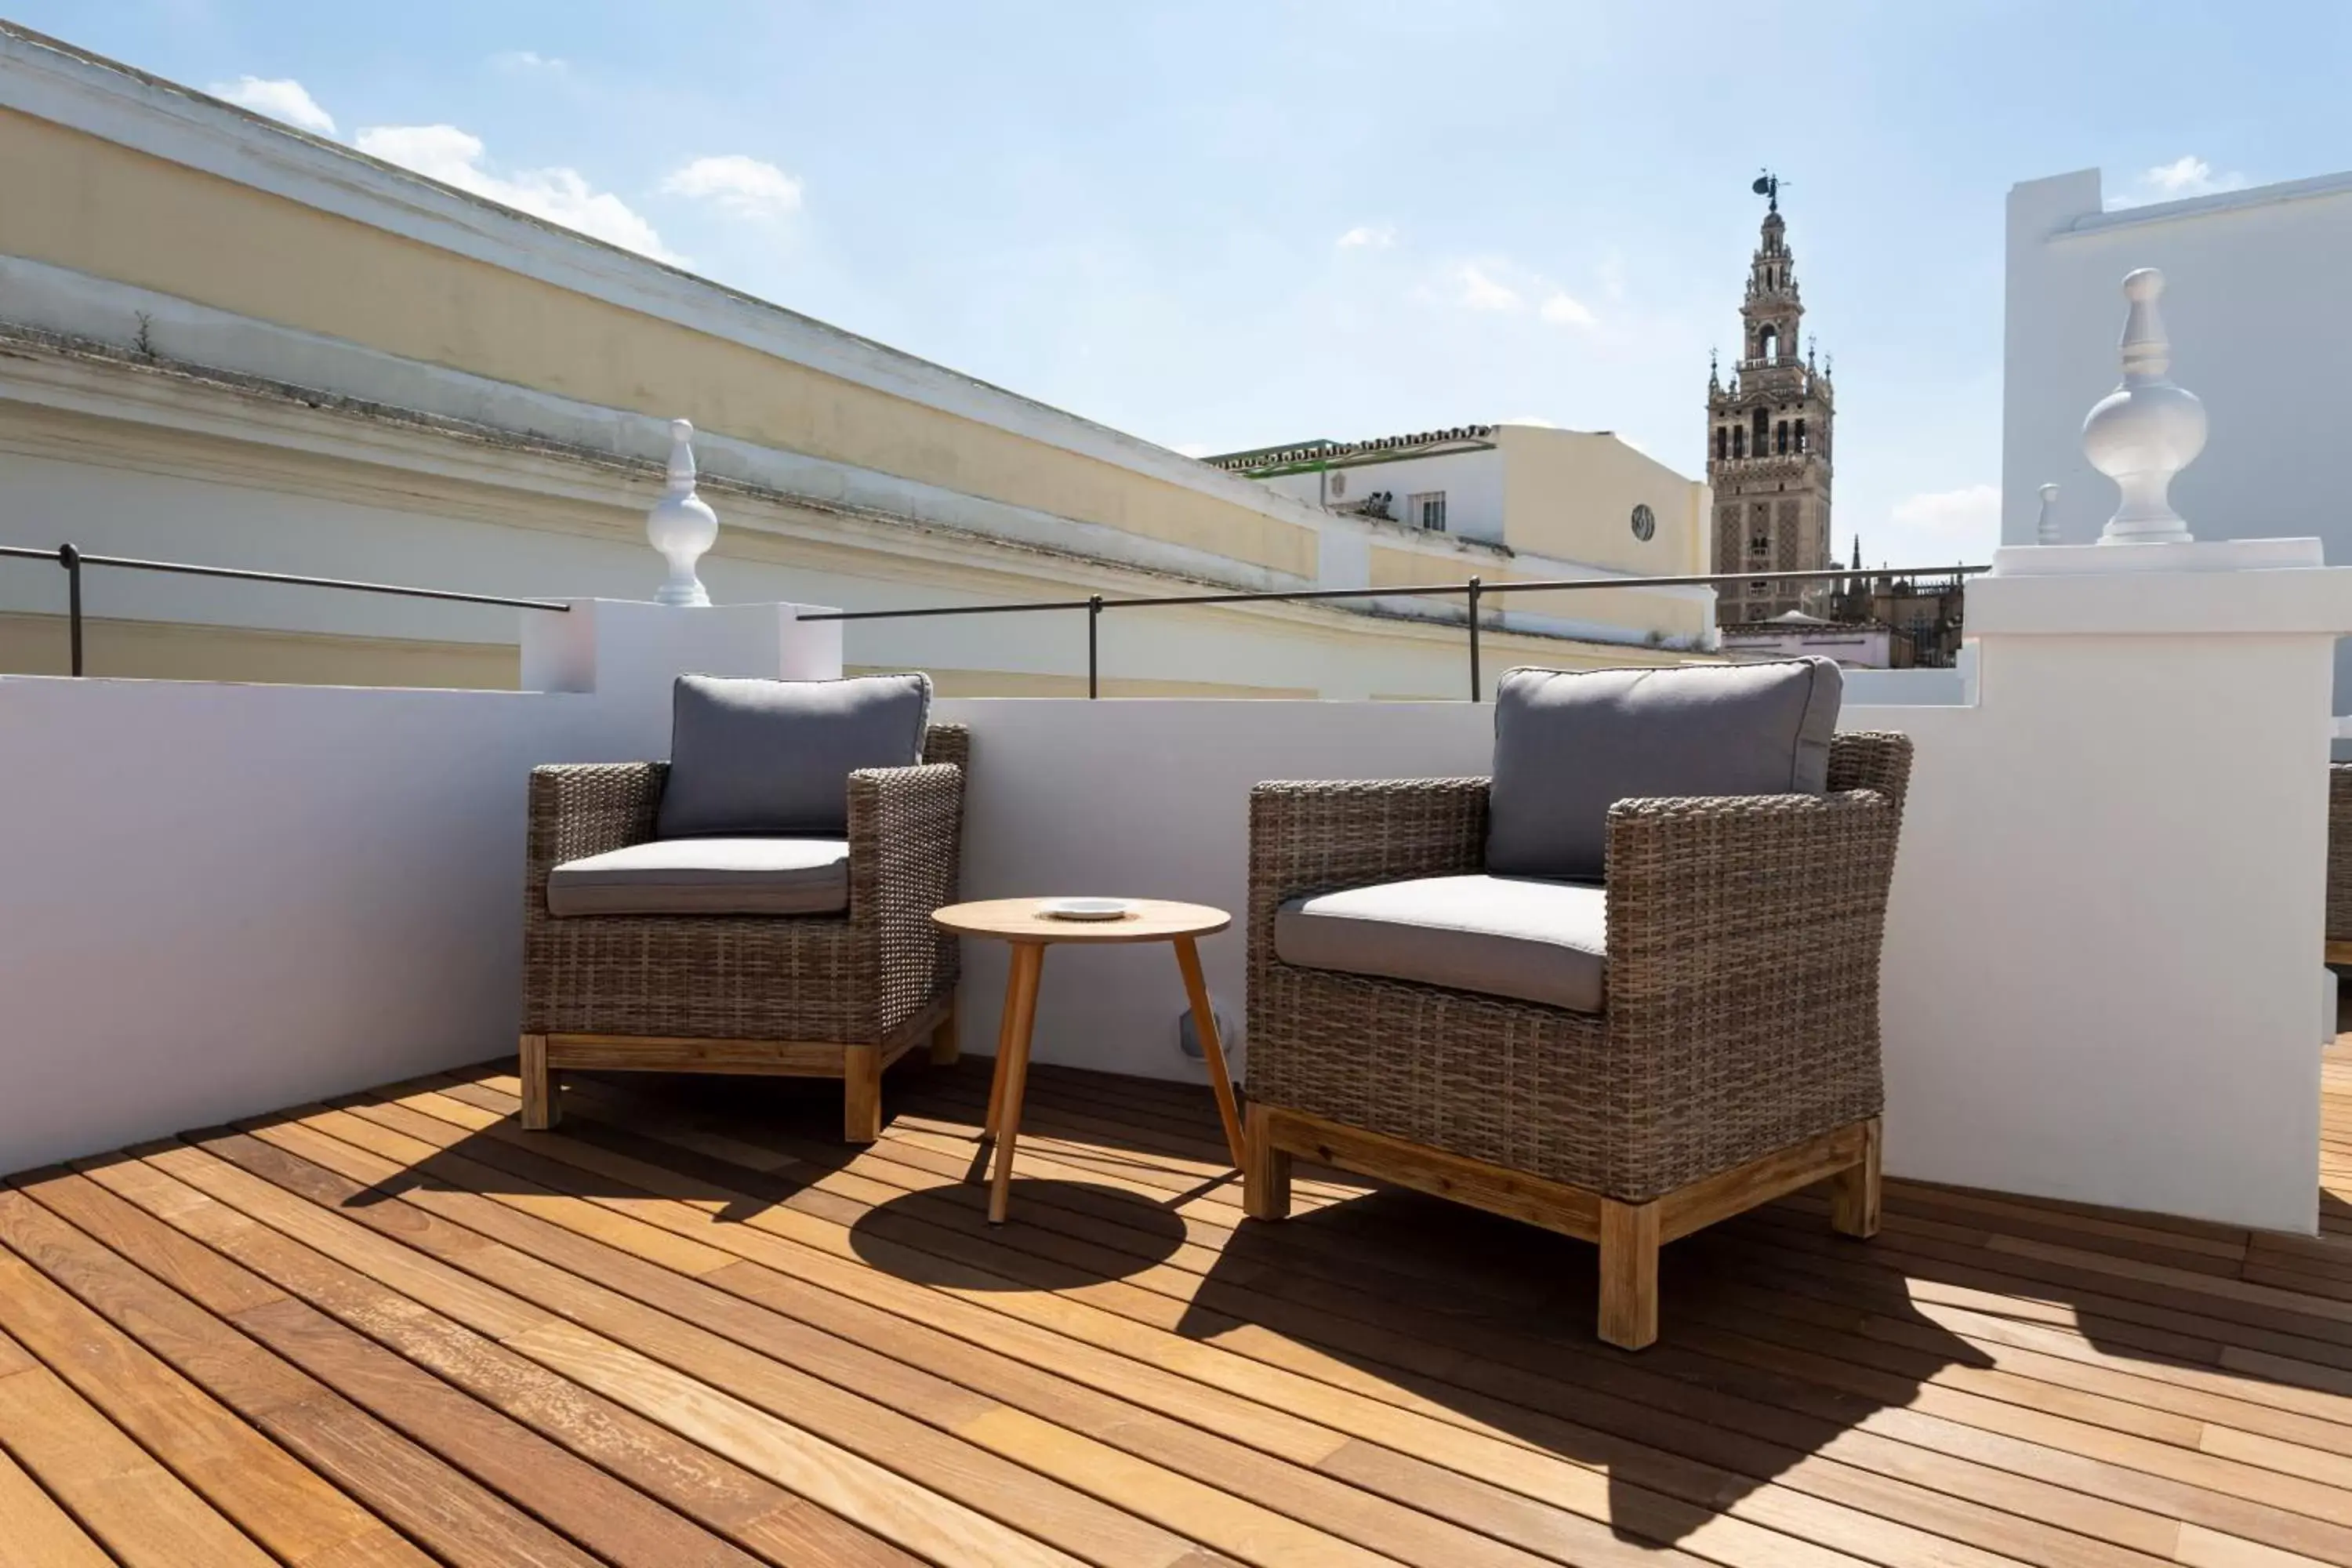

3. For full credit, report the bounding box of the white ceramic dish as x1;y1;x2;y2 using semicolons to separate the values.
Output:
1038;898;1135;922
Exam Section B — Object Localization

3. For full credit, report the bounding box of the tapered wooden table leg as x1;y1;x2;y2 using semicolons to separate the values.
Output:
1172;936;1247;1170
981;969;1020;1143
988;943;1046;1224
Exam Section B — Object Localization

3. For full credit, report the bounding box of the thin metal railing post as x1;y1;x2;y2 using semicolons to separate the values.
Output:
1466;575;1483;702
1087;595;1102;699
58;543;82;677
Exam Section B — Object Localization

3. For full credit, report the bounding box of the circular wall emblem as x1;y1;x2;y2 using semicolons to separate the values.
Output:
1630;503;1657;542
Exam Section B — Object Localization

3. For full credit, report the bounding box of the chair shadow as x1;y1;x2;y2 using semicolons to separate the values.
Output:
294;1057;2352;1556
1153;1180;1995;1548
298;1065;1196;1291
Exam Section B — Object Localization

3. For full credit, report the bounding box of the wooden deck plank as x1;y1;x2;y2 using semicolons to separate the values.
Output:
282;1090;1865;1568
270;1099;1406;1568
379;1073;2161;1568
524;1067;2305;1561
514;1072;2196;1568
0;1187;591;1568
339;1092;1699;1568
0;1431;118;1568
510;1065;2352;1567
0;1323;278;1567
72;1149;920;1568
158;1131;1109;1568
16;1167;767;1568
3;1047;2351;1568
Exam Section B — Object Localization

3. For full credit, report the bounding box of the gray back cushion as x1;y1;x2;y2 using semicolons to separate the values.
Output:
656;673;932;839
1486;659;1842;881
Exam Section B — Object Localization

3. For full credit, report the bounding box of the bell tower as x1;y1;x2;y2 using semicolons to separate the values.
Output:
1706;173;1835;626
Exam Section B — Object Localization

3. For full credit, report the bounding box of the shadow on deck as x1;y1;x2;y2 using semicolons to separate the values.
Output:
0;1040;2347;1567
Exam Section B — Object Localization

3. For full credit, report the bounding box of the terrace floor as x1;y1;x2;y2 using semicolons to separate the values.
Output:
2;1047;2350;1568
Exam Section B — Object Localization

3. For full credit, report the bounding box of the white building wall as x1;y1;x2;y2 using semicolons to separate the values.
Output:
1719;626;1893;667
2005;165;2352;705
2;540;2343;1229
1250;446;1508;543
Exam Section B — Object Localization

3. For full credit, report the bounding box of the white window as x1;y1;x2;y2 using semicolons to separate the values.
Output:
1408;491;1447;532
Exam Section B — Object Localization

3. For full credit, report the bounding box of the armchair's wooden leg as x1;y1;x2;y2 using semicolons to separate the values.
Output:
1243;1102;1291;1221
844;1045;883;1144
930;996;961;1067
519;1034;557;1131
1598;1198;1661;1350
1828;1116;1883;1240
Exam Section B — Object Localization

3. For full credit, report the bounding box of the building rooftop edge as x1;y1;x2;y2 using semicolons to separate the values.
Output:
0;19;1344;543
2056;164;2352;238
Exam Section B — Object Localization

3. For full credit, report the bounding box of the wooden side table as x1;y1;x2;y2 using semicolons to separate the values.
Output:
931;898;1243;1223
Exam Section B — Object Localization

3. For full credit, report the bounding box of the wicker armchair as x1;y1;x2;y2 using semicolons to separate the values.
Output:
1243;731;1911;1348
2329;764;2352;964
520;724;967;1142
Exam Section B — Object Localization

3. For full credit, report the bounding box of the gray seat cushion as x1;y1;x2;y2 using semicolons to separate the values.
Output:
1274;873;1608;1014
546;837;850;917
1486;658;1842;881
656;672;931;840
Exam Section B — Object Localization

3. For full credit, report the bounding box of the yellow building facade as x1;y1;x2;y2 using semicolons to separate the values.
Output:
0;23;1714;695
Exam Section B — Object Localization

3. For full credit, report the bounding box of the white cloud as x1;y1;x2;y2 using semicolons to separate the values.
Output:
2110;154;2249;209
1539;291;1595;328
1889;483;2001;553
209;76;336;136
1498;415;1559;428
1172;441;1217;458
356;124;684;264
660;154;804;223
1456;264;1523;313
492;50;568;73
1336;223;1396;249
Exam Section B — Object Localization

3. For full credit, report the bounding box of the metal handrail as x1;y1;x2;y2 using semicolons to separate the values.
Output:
1;543;569;677
0;542;1980;696
800;562;1988;700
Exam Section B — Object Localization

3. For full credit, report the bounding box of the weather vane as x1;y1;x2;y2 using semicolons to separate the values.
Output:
1751;169;1785;211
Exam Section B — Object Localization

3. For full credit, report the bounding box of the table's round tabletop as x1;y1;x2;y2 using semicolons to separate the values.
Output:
931;898;1230;945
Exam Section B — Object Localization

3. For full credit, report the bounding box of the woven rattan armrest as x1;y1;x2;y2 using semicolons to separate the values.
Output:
1603;786;1904;961
524;762;667;913
1246;777;1490;956
847;761;965;921
1248;776;1488;891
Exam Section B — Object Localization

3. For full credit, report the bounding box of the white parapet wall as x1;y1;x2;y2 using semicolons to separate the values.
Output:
0;599;843;1174
0;547;2347;1229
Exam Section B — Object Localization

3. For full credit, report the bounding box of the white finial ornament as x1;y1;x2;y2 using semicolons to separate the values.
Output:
646;419;718;606
2034;482;2060;546
2081;269;2205;545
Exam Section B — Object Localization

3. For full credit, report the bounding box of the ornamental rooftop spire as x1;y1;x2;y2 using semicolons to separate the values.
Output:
2082;268;2207;545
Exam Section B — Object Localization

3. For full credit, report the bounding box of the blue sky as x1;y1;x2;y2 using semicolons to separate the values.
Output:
22;2;2350;567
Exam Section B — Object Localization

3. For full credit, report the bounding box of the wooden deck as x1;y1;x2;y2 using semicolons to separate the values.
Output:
2;1046;2350;1568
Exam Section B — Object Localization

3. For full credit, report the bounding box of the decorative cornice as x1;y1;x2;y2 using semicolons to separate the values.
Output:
1204;426;1498;474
